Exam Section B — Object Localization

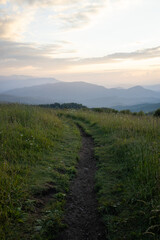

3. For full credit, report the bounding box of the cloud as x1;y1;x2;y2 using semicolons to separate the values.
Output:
12;0;100;7
1;40;160;68
12;0;74;6
50;2;105;29
80;46;160;64
0;39;160;82
0;40;160;74
0;8;35;40
0;15;25;40
0;0;106;40
0;40;76;72
109;46;160;60
0;0;6;3
0;41;67;59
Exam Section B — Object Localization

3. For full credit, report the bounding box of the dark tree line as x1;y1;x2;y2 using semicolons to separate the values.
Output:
39;103;160;117
39;102;87;109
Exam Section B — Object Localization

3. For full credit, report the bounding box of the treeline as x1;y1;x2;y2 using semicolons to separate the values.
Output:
92;107;146;116
92;107;160;117
39;103;160;117
39;102;87;109
92;107;118;113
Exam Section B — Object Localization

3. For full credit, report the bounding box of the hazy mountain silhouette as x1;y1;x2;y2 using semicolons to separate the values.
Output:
1;81;160;107
144;84;160;92
0;75;59;93
0;94;46;104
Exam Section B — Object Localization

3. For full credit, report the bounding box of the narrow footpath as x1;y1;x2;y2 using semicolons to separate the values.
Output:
57;126;106;240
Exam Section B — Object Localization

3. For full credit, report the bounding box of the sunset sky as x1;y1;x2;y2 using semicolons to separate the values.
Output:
0;0;160;87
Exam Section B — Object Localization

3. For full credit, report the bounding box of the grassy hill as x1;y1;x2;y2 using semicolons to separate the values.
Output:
1;104;160;239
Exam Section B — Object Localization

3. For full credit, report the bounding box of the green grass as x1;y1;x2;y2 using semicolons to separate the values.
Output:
0;104;81;240
1;104;160;239
65;110;160;240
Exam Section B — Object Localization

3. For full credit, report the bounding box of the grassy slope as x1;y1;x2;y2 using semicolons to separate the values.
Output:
1;105;160;239
0;104;81;240
65;110;160;240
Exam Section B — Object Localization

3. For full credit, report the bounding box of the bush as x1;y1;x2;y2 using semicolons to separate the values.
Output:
154;108;160;117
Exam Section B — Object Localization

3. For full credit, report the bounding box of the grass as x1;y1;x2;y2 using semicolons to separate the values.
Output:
65;110;160;240
1;104;160;239
0;104;81;240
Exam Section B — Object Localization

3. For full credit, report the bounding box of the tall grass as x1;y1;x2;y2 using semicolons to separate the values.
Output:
66;110;160;239
0;104;80;239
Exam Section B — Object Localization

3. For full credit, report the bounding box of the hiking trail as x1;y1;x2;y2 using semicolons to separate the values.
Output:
57;126;106;240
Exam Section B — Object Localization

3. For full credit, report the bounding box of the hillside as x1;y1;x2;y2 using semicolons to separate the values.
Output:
114;102;160;113
1;104;160;239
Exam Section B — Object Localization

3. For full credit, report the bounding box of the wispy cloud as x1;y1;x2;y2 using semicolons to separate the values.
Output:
12;0;78;6
0;0;106;41
12;0;105;7
0;40;160;70
0;39;160;85
49;1;106;30
0;40;76;71
80;46;160;64
0;4;35;40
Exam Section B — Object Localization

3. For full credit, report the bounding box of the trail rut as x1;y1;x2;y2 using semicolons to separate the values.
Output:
57;126;106;240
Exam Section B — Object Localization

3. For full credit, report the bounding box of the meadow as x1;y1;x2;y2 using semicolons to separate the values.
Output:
0;104;160;239
66;110;160;240
0;104;81;240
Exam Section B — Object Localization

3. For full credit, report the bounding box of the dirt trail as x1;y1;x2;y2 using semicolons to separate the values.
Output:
57;126;106;240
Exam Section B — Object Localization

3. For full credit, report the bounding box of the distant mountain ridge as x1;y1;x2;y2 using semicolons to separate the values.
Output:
0;94;45;105
1;81;160;108
0;75;59;93
144;84;160;92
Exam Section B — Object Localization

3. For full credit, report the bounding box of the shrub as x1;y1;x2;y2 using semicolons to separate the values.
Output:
154;108;160;117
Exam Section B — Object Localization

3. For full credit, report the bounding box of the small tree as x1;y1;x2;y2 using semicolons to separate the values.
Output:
154;108;160;117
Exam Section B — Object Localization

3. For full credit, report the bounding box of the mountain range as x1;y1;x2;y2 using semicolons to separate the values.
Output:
0;75;59;93
0;76;160;111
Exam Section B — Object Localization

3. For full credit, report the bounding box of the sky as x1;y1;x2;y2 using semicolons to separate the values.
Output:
0;0;160;87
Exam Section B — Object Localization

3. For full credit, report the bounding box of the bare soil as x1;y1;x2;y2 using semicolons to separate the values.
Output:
57;127;106;240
